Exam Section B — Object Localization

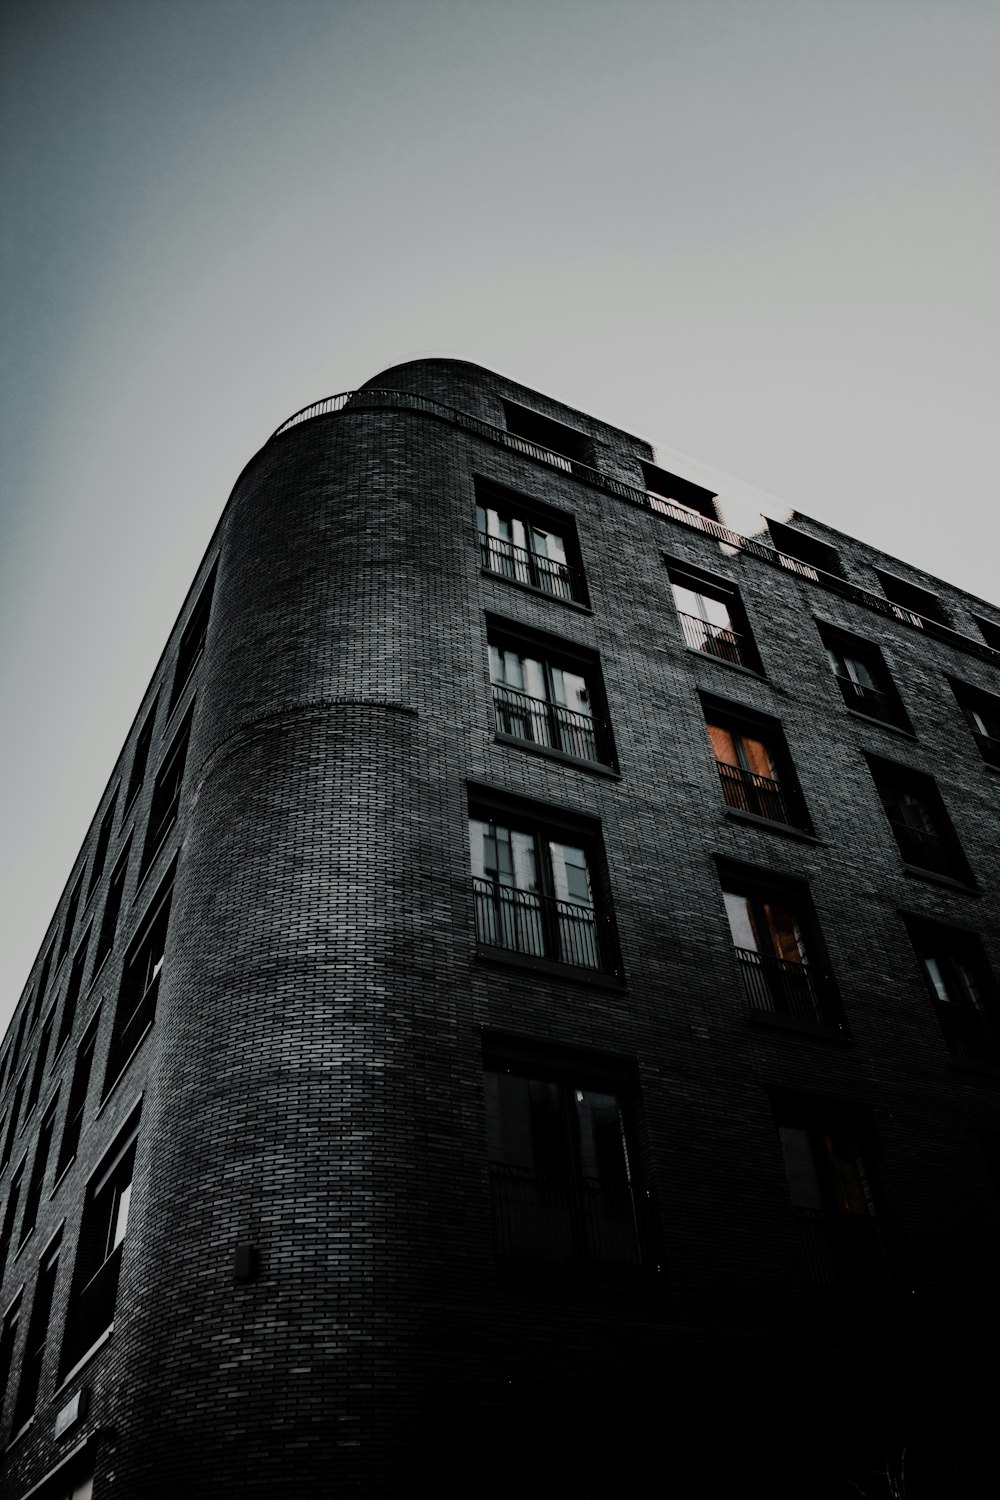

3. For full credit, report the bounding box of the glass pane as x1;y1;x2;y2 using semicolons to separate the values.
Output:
723;891;757;951
822;1133;875;1216
843;654;877;690
549;843;592;906
550;668;590;716
923;955;951;1005
779;1126;824;1210
738;734;776;780
707;723;738;764
530;527;567;566
764;902;807;965
575;1090;629;1182
111;1181;132;1250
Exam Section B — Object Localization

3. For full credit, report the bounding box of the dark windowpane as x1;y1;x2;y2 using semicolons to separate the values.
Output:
139;711;192;878
57;1018;100;1177
11;1241;60;1429
103;869;174;1094
124;703;157;813
86;794;119;900
93;838;131;974
61;1120;139;1374
57;928;92;1054
168;567;216;712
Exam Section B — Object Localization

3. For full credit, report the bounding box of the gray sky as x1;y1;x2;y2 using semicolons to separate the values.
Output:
2;0;999;1032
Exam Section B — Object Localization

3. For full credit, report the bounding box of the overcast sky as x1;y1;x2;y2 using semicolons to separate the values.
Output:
2;0;999;1032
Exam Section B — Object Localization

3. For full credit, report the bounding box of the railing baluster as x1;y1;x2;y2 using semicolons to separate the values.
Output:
473;878;601;970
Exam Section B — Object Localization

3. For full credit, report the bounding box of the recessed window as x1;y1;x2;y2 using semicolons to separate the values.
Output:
874;569;951;629
476;483;587;605
23;1008;53;1118
123;700;157;814
11;1234;60;1431
57;872;85;967
775;1102;892;1292
487;619;616;770
139;706;193;880
766;519;843;580
29;943;54;1031
0;1073;26;1173
86;792;119;902
483;1037;650;1267
817;623;912;731
972;614;1000;652
640;461;718;522
93;836;132;974
500;400;591;471
60;1109;140;1376
904;919;1000;1064
17;1096;57;1250
866;756;973;884
56;1013;100;1178
702;697;810;831
469;794;617;976
948;678;1000;769
0;1160;25;1281
168;565;216;714
667;562;762;672
56;926;92;1055
0;1295;22;1430
719;867;840;1028
103;865;175;1096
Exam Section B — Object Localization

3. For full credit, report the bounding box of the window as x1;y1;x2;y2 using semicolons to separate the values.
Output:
500;400;591;471
874;569;951;629
866;756;973;883
766;519;843;580
60;1110;139;1375
123;700;157;813
905;919;1000;1063
168;564;216;713
0;1073;26;1173
476;484;587;604
702;697;810;831
488;620;616;770
640;461;717;522
483;1038;650;1267
720;868;839;1028
23;1010;53;1118
56;927;91;1055
18;1099;56;1251
56;1015;100;1179
138;707;192;879
103;865;174;1095
85;793;118;903
469;796;617;975
29;942;54;1031
56;874;84;968
93;837;131;974
667;562;761;671
972;614;1000;653
0;1162;25;1280
11;1236;60;1431
0;1296;22;1429
775;1104;892;1291
948;678;1000;769
817;623;912;730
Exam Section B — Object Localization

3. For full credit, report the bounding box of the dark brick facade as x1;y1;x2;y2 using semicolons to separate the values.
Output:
1;360;998;1497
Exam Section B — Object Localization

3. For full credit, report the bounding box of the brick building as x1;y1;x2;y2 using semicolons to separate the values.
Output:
1;359;998;1498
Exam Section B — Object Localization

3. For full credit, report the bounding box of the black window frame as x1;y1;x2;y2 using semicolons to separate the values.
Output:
701;693;812;832
476;480;589;607
947;677;1000;769
138;705;193;880
86;790;119;902
93;835;132;976
816;621;913;732
17;1096;57;1252
468;788;621;981
666;559;763;673
865;754;974;885
167;564;217;715
23;1007;54;1119
28;941;54;1032
482;1033;654;1271
486;615;617;772
716;861;843;1031
56;926;92;1056
56;1011;101;1180
903;916;1000;1064
103;863;175;1097
123;699;158;815
56;873;85;967
11;1233;61;1432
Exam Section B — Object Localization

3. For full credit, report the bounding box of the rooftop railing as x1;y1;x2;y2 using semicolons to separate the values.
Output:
267;388;1000;670
492;684;612;766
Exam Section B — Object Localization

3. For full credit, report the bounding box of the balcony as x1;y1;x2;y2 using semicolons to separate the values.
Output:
478;531;583;603
832;674;902;727
886;820;959;878
492;684;612;767
792;1206;892;1292
715;761;804;828
489;1163;652;1267
733;947;828;1026
677;611;747;667
473;878;603;970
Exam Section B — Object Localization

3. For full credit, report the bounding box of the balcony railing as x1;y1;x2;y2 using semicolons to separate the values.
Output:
492;684;610;766
886;820;958;877
478;531;582;602
473;878;603;970
934;1001;1000;1063
734;947;827;1026
793;1207;892;1292
972;730;1000;768
832;674;902;726
489;1163;651;1266
676;611;746;667
715;761;801;827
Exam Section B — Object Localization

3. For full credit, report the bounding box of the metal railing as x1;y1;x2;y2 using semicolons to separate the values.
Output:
478;531;582;602
972;730;1000;768
677;611;747;666
734;947;827;1025
793;1207;892;1292
489;1163;650;1266
832;674;902;726
935;1001;1000;1063
886;820;957;877
716;761;798;826
473;878;602;970
264;388;1000;674
492;684;609;765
